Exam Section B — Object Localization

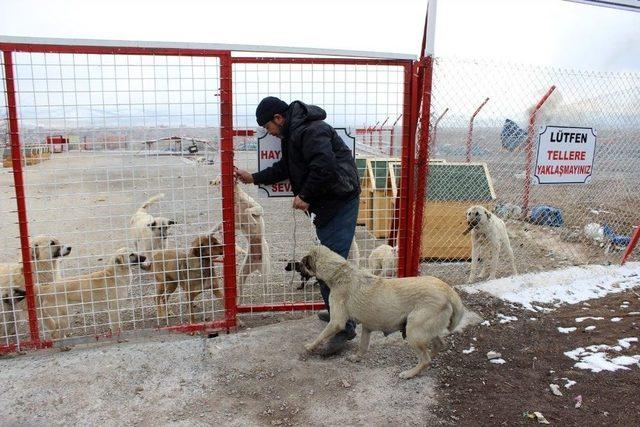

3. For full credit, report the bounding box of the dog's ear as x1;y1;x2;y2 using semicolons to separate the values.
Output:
168;220;176;226
284;261;294;272
486;211;492;219
115;255;123;265
208;236;224;256
301;255;315;274
148;220;157;228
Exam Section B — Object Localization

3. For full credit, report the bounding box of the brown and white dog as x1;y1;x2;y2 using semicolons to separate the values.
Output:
37;248;150;339
152;234;224;324
130;193;175;258
210;178;271;291
463;205;517;283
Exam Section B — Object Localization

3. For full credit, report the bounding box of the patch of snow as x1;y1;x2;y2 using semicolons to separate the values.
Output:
558;327;577;333
561;378;576;388
489;358;506;364
460;262;640;311
576;316;604;323
497;313;518;324
611;317;623;322
584;326;596;331
480;320;491;326
564;337;639;372
462;346;475;354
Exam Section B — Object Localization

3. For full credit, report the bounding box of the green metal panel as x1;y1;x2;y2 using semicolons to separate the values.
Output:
369;159;391;189
426;163;494;201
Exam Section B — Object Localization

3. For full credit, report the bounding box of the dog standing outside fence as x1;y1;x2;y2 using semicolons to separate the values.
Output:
235;96;361;356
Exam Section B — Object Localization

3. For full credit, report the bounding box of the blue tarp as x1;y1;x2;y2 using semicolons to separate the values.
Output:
500;119;527;151
528;205;564;227
603;224;632;247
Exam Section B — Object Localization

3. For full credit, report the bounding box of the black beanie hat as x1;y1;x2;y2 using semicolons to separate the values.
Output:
255;97;289;126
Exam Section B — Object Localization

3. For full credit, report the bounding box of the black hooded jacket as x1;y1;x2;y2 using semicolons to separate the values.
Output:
252;101;360;227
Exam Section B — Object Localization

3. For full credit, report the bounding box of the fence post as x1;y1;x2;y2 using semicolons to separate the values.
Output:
465;97;489;163
523;85;556;214
3;50;43;348
431;107;448;154
410;56;434;277
398;63;418;278
219;53;238;330
389;114;403;157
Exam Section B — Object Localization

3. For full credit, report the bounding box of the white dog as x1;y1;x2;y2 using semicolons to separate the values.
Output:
301;245;466;379
37;248;150;338
368;244;397;277
464;205;517;283
130;193;175;257
210;177;271;289
1;236;72;310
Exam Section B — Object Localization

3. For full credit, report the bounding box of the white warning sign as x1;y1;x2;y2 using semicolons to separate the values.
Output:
534;125;596;184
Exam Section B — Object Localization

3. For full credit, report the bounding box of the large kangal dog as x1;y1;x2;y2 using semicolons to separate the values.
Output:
210;178;271;290
37;248;150;338
301;245;466;379
1;236;72;319
130;193;175;257
463;205;517;283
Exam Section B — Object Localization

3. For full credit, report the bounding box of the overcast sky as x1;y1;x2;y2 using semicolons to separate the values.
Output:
1;0;639;72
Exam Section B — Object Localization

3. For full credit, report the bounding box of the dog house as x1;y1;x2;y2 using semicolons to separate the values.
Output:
377;159;448;241
356;157;373;228
420;162;496;260
363;158;399;238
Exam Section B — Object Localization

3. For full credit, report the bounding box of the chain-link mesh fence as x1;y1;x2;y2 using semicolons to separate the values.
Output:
419;57;640;285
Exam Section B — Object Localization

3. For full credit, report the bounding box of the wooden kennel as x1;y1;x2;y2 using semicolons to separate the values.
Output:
419;162;496;260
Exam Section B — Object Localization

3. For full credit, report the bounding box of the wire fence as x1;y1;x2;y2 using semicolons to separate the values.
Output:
419;57;640;285
1;39;638;354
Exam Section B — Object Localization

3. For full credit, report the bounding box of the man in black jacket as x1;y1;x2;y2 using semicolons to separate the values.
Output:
235;96;360;355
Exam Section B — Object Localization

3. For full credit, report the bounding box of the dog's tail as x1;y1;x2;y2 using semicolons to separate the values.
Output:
447;292;465;333
448;291;482;334
138;193;165;212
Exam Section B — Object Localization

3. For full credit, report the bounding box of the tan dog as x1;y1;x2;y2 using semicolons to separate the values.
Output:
210;178;271;289
367;244;397;277
37;248;150;339
130;193;175;257
1;236;72;318
463;205;517;283
153;234;224;324
301;245;465;379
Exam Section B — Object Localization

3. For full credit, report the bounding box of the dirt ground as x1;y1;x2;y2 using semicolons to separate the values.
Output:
0;316;441;426
2;286;639;426
432;288;640;426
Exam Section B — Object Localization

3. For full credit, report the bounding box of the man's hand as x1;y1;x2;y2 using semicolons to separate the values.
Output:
292;195;310;211
234;169;254;184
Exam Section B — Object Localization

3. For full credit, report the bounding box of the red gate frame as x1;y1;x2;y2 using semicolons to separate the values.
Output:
0;40;420;353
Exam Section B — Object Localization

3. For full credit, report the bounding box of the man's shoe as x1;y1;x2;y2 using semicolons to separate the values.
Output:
318;329;357;357
317;311;330;322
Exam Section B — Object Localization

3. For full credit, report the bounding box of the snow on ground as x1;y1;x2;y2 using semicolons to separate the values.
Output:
460;262;640;311
564;338;640;372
